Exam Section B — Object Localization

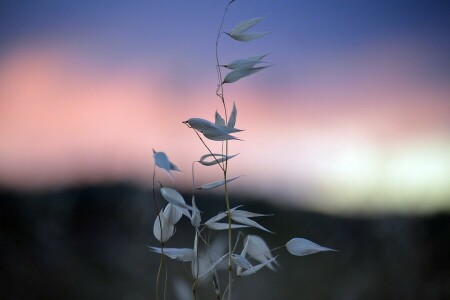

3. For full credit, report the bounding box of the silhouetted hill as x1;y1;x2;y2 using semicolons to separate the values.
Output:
1;183;449;300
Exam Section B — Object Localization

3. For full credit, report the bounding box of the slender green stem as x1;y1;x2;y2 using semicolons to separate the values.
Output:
215;2;236;299
163;254;168;300
152;165;166;300
195;131;225;172
152;166;162;299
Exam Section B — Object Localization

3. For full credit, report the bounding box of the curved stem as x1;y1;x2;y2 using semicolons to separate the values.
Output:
215;2;235;300
193;130;225;172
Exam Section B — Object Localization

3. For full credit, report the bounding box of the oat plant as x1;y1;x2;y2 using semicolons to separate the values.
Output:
149;1;336;299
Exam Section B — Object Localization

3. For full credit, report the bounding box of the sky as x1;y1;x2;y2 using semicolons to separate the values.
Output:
0;0;449;214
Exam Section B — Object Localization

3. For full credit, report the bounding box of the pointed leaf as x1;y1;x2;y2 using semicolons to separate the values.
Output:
198;253;229;279
286;238;337;256
223;66;269;84
153;212;175;243
149;247;195;262
206;222;249;230
163;204;184;225
231;254;253;270
230;32;271;42
198;153;239;166
153;150;181;178
230;16;266;36
231;209;272;218
197;176;241;190
228;102;237;128
238;256;278;277
223;54;269;70
215;111;225;126
205;211;227;225
184;118;243;141
169;161;180;172
204;206;243;225
231;216;274;233
190;197;201;228
203;132;241;141
161;187;193;211
245;235;277;271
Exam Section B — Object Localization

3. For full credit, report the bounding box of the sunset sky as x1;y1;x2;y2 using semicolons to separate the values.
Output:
0;0;449;214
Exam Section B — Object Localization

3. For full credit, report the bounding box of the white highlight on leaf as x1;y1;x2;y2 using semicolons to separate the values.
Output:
205;222;249;231
198;153;239;166
153;211;175;243
190;197;201;228
228;102;237;128
231;210;272;218
215;111;225;126
230;16;266;36
197;176;241;190
223;66;269;83
160;187;193;211
238;256;278;277
231;216;273;233
198;253;229;279
245;235;277;271
163;203;184;225
227;209;273;233
229;32;271;42
148;247;195;262
223;54;269;70
153;149;180;179
231;254;253;270
205;211;227;225
286;238;337;256
183;118;243;141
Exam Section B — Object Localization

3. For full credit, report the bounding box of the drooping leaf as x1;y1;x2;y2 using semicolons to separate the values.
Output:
223;66;269;84
163;203;184;225
228;102;237;128
184;118;242;134
215;111;225;126
198;153;239;166
153;149;180;179
229;32;271;42
206;222;249;231
231;209;272;218
197;176;241;190
238;256;278;277
231;254;253;270
245;235;277;271
202;132;241;141
230;16;266;36
223;54;269;70
204;206;242;225
153;212;175;243
190;197;201;228
148;246;195;262
205;211;227;225
160;187;193;211
183;118;243;141
286;238;337;256
194;237;227;282
231;216;273;233
198;253;229;279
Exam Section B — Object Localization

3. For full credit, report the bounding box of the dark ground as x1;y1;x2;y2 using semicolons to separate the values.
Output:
0;183;449;300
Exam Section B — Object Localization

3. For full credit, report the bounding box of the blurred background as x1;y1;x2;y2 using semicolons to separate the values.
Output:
0;0;449;299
